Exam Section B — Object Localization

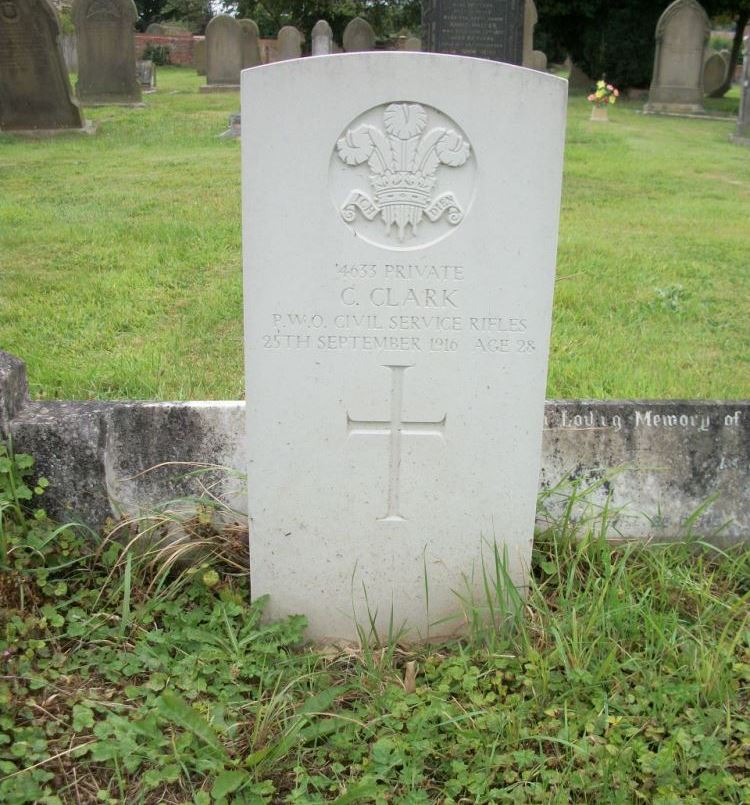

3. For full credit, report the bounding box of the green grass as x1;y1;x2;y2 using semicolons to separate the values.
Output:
1;449;748;803
1;68;749;400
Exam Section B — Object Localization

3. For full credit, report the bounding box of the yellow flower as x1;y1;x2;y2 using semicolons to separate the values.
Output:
596;79;606;89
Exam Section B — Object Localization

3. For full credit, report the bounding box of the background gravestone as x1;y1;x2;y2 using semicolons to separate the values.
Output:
404;36;421;51
136;59;155;90
241;53;566;641
73;0;141;105
522;0;546;70
703;51;728;96
277;25;303;60
0;0;84;132
731;53;750;144
311;19;333;55
194;38;206;74
145;22;165;35
343;17;375;52
239;18;261;68
203;15;241;89
422;0;524;64
644;0;710;114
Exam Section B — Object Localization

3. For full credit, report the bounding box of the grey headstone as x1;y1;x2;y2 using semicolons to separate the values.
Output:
644;0;710;114
194;38;206;75
568;62;591;90
205;15;241;87
0;0;84;132
343;17;375;52
277;25;303;60
522;0;535;66
145;22;165;35
703;51;728;95
732;53;750;143
73;0;141;105
421;0;524;64
404;36;421;51
311;19;333;56
136;59;156;89
239;18;261;68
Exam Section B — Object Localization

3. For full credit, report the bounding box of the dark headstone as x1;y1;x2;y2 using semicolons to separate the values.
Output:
136;59;156;89
0;0;84;132
73;0;141;105
422;0;524;64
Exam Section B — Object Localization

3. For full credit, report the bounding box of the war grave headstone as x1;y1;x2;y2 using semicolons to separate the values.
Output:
703;50;728;95
311;19;333;56
644;0;710;115
277;25;303;60
73;0;141;105
731;51;750;145
0;0;85;133
194;38;206;75
202;15;241;91
239;18;261;68
422;0;524;64
241;53;566;641
343;17;375;52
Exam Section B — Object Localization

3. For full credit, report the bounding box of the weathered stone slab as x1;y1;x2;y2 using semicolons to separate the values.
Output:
194;38;206;74
0;0;84;132
136;59;156;90
422;0;524;64
311;19;333;56
343;17;375;52
239;18;261;68
703;51;728;96
731;52;750;145
241;54;566;641
404;36;421;51
203;14;241;90
2;355;748;547
644;0;710;114
277;25;303;60
73;0;141;105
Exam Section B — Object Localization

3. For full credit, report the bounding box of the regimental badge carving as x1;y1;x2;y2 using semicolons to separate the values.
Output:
333;102;474;246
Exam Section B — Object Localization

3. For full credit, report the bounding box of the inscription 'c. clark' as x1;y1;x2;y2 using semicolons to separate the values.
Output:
341;287;459;308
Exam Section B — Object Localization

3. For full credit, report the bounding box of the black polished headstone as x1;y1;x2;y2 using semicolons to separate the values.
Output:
422;0;523;64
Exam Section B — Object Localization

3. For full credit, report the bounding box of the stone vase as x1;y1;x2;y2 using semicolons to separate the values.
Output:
590;104;609;121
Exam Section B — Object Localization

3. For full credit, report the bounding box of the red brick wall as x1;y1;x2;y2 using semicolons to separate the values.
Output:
134;34;199;66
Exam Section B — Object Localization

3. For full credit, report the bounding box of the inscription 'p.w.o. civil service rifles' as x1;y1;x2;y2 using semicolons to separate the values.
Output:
335;102;471;242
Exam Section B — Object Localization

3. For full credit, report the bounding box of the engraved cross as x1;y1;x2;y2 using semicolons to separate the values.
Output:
347;364;446;522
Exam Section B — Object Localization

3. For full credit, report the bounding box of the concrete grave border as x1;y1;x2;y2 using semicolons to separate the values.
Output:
1;351;747;543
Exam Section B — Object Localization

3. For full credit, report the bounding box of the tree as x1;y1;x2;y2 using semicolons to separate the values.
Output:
134;0;212;33
535;0;667;89
703;0;750;97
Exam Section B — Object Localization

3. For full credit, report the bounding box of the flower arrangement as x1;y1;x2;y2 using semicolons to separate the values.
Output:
588;80;620;107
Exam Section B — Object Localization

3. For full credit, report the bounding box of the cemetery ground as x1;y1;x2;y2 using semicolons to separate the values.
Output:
1;67;750;803
0;446;748;804
1;68;749;402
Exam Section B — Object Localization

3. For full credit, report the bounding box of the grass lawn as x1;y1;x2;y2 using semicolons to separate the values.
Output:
1;68;749;401
1;446;748;804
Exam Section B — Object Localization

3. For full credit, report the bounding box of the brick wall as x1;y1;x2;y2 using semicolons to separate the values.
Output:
134;34;199;66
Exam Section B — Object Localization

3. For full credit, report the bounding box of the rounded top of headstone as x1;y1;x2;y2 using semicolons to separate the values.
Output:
238;18;259;35
655;0;710;39
206;14;240;32
145;22;165;34
73;0;136;24
312;19;333;37
343;16;375;52
278;25;303;41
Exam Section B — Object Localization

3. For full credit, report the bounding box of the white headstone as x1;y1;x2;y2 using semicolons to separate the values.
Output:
241;53;566;642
